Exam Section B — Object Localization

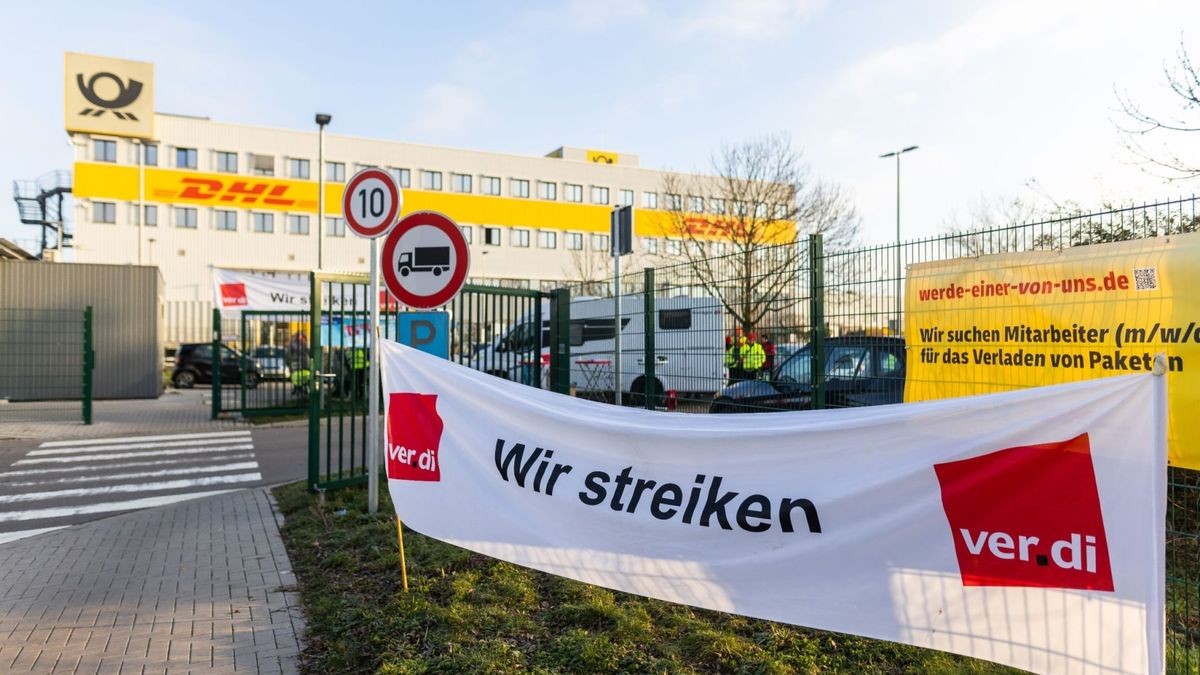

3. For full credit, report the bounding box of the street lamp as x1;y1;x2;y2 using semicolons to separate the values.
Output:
879;145;918;333
315;113;332;270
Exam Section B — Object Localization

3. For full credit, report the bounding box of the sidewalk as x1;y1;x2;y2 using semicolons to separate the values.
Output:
0;488;304;673
0;390;304;442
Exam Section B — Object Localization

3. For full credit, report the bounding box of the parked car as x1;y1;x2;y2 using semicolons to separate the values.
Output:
172;343;262;389
709;336;905;413
252;346;291;382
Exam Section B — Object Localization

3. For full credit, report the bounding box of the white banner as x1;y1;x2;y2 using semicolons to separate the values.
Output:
381;339;1166;675
212;267;399;316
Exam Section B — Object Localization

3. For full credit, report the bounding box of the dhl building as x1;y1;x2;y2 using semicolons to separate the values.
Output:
63;53;773;344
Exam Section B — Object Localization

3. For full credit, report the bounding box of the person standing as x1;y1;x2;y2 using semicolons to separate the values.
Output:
724;335;739;383
744;332;766;380
760;333;776;374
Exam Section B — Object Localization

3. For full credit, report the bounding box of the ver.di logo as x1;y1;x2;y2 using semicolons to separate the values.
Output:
76;71;144;120
386;393;443;481
934;433;1114;591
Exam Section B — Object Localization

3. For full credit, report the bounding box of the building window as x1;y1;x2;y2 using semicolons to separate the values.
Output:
565;183;583;203
176;147;198;169
422;170;443;190
484;227;502;246
481;175;501;195
288;158;310;179
732;200;748;217
215;151;238;173
93;201;116;223
511;179;530;198
253;212;274;233
666;239;682;255
94;139;116;163
215;210;237;231
252;154;274;176
326;162;345;182
565;232;583;250
133;204;158;227
174;206;198;229
774;202;789;219
642;191;658;209
712;241;727;256
390;167;411;188
326;216;346;237
288;214;310;235
142;143;158;166
591;233;610;251
460;225;472;244
665;193;682;210
537;181;557;200
591;186;609;204
537;230;556;249
511;229;530;247
643;238;658;254
755;203;769;218
619;189;634;206
710;197;725;214
689;196;704;212
451;173;472;193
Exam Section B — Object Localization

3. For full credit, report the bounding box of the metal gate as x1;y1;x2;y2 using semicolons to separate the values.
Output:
306;276;568;492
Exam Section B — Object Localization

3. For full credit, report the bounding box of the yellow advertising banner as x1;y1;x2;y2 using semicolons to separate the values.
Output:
64;52;154;139
904;232;1200;468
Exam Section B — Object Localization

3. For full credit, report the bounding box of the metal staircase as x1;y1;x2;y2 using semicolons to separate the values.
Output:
12;170;72;257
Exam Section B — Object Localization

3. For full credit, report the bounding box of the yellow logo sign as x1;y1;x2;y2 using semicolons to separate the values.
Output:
586;149;618;165
65;52;154;139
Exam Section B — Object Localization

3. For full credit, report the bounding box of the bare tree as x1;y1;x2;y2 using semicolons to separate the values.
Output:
1116;39;1200;181
660;133;859;332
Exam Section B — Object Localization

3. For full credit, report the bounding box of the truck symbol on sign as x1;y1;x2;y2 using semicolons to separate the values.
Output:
398;246;451;277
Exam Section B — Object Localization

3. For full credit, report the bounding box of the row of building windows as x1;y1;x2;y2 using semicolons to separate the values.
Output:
89;138;789;217
91;200;733;255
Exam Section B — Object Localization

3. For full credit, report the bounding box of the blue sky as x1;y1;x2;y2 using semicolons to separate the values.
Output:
2;0;1198;253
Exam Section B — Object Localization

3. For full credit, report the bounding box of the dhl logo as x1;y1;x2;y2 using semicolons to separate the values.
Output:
684;217;743;238
153;177;318;209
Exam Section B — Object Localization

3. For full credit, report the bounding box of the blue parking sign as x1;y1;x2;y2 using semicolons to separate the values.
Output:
398;312;450;359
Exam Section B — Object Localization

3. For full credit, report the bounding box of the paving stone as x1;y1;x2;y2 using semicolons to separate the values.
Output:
0;489;304;673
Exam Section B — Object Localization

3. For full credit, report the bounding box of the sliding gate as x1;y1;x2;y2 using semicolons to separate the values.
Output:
307;274;566;492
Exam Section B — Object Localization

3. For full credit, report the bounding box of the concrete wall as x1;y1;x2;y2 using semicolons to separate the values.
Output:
0;262;163;399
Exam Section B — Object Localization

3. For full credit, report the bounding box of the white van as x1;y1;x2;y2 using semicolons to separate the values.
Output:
467;296;725;402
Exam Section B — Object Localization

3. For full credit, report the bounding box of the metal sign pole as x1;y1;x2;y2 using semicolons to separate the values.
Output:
612;208;622;406
368;237;381;514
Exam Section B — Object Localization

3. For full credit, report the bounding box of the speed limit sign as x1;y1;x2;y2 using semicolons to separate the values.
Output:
342;167;402;238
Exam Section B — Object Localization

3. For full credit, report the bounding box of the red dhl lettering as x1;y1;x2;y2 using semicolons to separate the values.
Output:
176;177;297;207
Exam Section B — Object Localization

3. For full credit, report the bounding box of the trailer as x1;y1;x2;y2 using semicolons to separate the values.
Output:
467;296;724;402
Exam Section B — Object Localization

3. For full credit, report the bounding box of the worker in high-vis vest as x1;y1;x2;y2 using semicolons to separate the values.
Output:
743;332;767;380
348;346;368;399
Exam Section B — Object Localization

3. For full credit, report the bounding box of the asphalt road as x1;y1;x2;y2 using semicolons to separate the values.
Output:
0;424;308;544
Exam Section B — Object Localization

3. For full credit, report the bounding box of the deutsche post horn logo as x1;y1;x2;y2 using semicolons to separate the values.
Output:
591;153;615;164
76;71;143;120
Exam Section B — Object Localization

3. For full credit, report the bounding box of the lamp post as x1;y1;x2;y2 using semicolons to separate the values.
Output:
879;145;918;332
315;113;332;270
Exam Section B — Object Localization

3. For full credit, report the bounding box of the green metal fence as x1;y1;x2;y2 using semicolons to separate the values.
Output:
0;306;93;424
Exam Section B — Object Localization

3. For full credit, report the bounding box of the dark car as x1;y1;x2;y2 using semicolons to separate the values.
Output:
172;343;262;389
710;336;905;413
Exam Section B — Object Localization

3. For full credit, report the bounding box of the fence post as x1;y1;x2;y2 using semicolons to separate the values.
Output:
307;273;322;492
211;307;221;420
808;234;825;410
548;287;571;395
82;305;93;425
533;295;544;389
643;268;656;409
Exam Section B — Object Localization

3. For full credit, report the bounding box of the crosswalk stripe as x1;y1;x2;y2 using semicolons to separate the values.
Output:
0;453;258;478
38;431;251;449
29;437;254;457
14;444;256;465
0;526;69;545
1;462;261;487
0;490;240;523
0;473;263;504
